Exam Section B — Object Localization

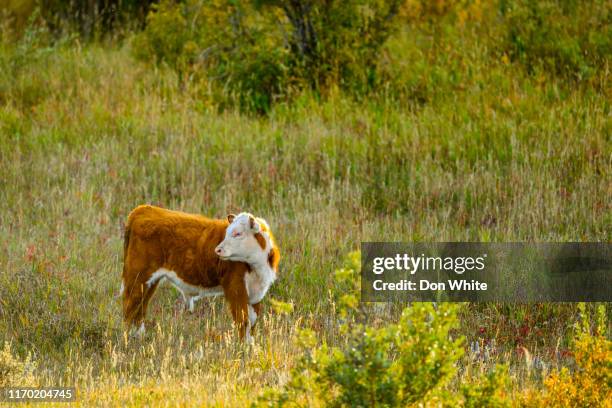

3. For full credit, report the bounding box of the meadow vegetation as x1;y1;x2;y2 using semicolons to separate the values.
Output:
0;0;610;406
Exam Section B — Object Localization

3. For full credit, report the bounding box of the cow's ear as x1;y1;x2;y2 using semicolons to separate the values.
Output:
249;215;261;232
227;213;236;223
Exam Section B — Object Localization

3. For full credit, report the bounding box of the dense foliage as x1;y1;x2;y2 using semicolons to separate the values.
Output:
131;0;406;112
502;0;610;82
130;0;609;112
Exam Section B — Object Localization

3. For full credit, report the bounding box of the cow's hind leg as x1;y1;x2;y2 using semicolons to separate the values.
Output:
123;270;160;336
187;296;196;313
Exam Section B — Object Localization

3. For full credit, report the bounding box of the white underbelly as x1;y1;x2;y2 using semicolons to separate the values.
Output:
147;268;223;298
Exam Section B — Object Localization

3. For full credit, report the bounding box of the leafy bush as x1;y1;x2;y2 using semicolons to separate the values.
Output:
256;252;512;407
522;303;611;407
270;0;404;94
133;0;290;112
501;0;611;82
133;0;609;111
257;304;465;406
133;0;405;112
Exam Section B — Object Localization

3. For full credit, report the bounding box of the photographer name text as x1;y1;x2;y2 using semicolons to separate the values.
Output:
370;254;489;292
372;279;487;291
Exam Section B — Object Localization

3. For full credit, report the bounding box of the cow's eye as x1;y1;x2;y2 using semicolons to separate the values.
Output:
233;231;242;238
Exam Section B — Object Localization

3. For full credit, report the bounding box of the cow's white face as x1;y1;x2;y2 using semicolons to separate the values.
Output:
215;213;269;265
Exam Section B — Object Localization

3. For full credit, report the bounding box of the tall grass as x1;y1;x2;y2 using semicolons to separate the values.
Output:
0;15;609;405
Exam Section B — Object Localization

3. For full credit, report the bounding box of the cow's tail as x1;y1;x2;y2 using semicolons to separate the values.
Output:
117;218;132;299
123;220;131;264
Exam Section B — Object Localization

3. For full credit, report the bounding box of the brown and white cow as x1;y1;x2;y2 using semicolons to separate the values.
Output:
120;205;280;342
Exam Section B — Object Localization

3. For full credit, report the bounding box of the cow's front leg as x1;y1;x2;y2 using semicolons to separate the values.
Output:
249;302;262;332
222;271;251;342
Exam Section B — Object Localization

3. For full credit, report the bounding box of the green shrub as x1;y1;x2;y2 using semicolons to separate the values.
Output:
273;0;404;94
501;0;610;82
132;0;289;112
216;19;292;114
133;0;609;111
257;304;465;407
256;252;515;406
256;252;510;407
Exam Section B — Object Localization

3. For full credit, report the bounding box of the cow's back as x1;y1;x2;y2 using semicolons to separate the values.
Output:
124;205;234;287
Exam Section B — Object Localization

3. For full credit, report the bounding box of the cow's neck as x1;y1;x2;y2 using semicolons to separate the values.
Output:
247;257;276;283
244;255;276;305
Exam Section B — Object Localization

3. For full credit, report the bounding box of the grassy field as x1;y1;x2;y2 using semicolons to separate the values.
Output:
0;15;610;406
